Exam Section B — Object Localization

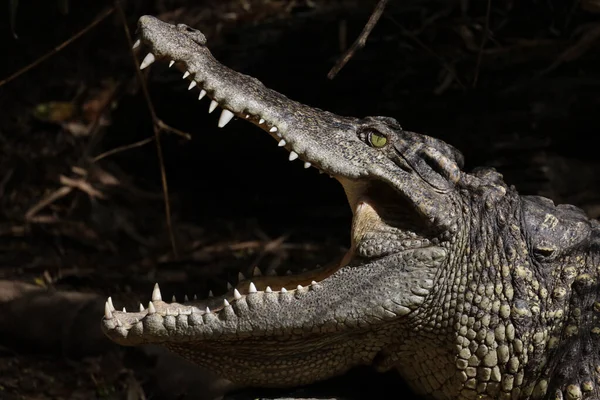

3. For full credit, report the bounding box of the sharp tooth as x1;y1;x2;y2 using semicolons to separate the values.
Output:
116;319;122;327
223;299;230;307
269;127;278;132
277;132;282;138
289;151;299;161
227;282;233;290
107;297;115;312
140;53;156;69
168;60;175;68
132;39;141;49
194;294;198;300
198;90;206;100
238;272;246;282
209;100;219;113
245;114;250;119
249;282;257;293
152;283;162;301
104;301;113;319
122;307;127;312
259;118;265;124
278;139;286;147
281;287;287;293
296;285;303;291
252;266;262;277
205;306;211;313
267;269;277;276
188;81;197;90
139;303;145;312
184;295;189;302
218;109;235;128
265;286;272;293
148;301;156;314
311;281;318;285
172;295;176;303
182;71;190;79
234;289;242;299
208;290;214;298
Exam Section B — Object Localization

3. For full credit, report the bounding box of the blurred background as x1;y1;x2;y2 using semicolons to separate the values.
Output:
0;0;599;398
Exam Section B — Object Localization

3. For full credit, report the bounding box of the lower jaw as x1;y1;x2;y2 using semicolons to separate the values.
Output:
164;329;380;388
144;249;351;316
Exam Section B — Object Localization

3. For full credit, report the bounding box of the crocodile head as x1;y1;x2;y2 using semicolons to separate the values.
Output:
102;16;504;388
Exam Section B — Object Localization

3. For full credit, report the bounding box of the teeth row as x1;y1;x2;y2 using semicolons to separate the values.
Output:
104;279;321;320
137;50;316;171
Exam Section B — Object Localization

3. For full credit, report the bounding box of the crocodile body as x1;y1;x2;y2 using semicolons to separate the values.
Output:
102;16;600;400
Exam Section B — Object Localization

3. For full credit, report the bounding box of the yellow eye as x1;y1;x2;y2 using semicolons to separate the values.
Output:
368;132;387;148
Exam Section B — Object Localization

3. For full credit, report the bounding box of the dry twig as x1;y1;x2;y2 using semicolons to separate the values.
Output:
0;7;114;88
541;23;600;75
25;186;73;221
328;0;388;79
59;175;105;199
92;137;154;162
473;0;492;87
114;1;180;257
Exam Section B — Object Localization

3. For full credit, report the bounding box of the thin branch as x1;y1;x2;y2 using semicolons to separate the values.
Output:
0;7;114;88
92;137;154;163
25;186;73;221
114;1;179;257
328;0;388;79
59;175;105;198
540;22;600;76
473;0;492;87
388;16;465;90
156;119;192;140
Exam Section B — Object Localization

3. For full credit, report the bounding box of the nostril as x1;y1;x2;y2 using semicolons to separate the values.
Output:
177;24;195;32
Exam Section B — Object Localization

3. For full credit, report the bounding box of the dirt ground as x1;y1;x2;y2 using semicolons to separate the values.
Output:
1;0;599;399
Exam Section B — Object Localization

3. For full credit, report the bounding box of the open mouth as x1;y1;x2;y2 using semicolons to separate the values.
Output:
102;16;440;354
104;51;346;321
103;175;404;328
100;17;457;388
103;174;431;337
103;29;359;324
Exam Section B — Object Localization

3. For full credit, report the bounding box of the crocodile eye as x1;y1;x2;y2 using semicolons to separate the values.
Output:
368;131;387;148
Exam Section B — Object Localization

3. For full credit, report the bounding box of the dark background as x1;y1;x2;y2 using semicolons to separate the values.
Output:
0;0;599;398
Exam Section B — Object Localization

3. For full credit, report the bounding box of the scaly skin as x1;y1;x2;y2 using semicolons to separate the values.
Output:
102;16;600;399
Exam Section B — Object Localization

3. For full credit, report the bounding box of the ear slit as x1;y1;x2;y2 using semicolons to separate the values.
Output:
420;147;461;185
421;150;448;179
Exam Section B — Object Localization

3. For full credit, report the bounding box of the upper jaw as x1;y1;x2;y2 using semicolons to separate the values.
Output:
136;14;460;230
136;16;404;180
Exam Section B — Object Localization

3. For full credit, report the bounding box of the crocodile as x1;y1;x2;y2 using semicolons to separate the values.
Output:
102;15;600;400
